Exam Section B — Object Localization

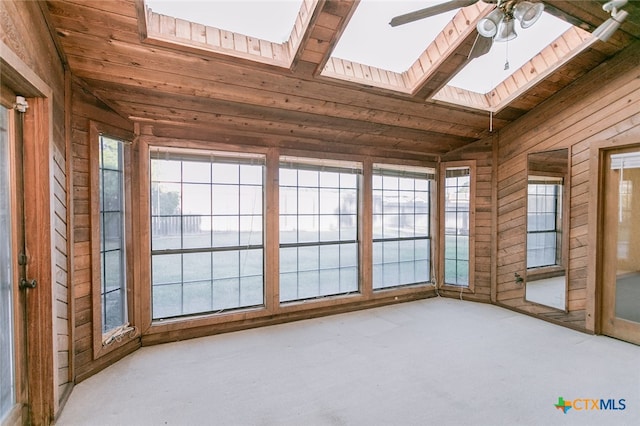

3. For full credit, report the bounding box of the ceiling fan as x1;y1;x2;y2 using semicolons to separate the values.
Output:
389;0;630;60
389;0;546;60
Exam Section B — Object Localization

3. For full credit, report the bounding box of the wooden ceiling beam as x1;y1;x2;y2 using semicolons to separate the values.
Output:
137;119;440;162
61;46;495;138
92;85;475;151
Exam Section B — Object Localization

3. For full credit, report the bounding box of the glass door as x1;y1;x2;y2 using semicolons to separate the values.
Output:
0;98;28;423
601;147;640;345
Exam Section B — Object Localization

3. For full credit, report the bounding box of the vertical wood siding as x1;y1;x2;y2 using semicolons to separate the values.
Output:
70;82;137;382
495;41;640;329
442;138;494;301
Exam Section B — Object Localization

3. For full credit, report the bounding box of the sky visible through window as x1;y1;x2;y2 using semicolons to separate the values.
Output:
146;0;575;93
331;1;457;73
145;0;304;43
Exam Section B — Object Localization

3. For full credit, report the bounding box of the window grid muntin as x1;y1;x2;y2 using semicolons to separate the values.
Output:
279;163;360;302
151;153;265;320
372;169;433;290
444;168;470;286
99;135;127;333
527;182;562;268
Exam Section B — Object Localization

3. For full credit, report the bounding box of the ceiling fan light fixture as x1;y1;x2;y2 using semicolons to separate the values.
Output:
593;9;629;41
477;8;504;38
513;1;544;29
494;16;517;42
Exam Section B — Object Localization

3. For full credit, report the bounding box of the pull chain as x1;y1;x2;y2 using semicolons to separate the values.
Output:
504;38;510;70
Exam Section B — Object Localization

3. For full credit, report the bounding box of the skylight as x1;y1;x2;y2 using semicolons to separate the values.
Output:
331;0;457;73
447;12;573;93
324;0;593;111
145;0;304;43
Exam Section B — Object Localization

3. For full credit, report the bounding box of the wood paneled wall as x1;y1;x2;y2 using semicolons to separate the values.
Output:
1;0;68;422
441;135;495;302
69;81;138;382
52;143;71;406
494;40;640;330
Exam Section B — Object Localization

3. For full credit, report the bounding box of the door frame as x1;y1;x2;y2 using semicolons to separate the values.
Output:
1;42;57;424
598;144;640;344
587;132;640;342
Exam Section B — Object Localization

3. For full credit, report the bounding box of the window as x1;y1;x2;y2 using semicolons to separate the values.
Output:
279;157;360;302
527;176;563;268
98;135;128;333
0;105;15;419
150;149;265;319
443;166;472;286
372;164;434;289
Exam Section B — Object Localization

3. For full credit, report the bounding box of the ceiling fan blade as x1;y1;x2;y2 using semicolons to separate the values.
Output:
468;34;493;61
542;2;595;32
389;0;479;27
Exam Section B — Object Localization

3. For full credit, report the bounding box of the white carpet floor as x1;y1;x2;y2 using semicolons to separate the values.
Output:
56;298;639;426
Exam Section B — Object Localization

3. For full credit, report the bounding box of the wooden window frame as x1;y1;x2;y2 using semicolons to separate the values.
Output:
371;164;436;290
278;156;363;303
135;133;438;340
439;160;476;292
90;122;138;359
148;148;267;320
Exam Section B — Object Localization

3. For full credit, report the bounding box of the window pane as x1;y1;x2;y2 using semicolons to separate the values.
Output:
182;216;212;249
151;153;265;319
299;170;318;187
280;187;297;214
101;170;122;211
212;163;239;184
320;171;339;187
102;212;122;250
372;165;434;290
183;161;210;184
319;188;339;214
99;136;127;333
151;216;182;250
240;216;263;246
527;182;561;268
240;249;263;277
153;284;181;319
298;246;319;271
1;106;16;417
213;216;239;247
152;159;181;182
183;281;212;315
298;187;319;214
279;168;297;186
340;189;357;214
319;215;339;242
212;251;239;280
151;182;181;216
280;215;297;244
104;289;125;332
444;167;470;287
240;164;262;185
279;273;298;302
183;252;212;282
182;184;211;215
240;185;263;215
212;185;239;215
298;216;319;243
240;275;263;306
279;159;361;302
341;173;357;188
152;254;182;284
103;250;123;292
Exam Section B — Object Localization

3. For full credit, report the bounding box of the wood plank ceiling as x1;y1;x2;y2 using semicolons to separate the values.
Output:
45;0;640;158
